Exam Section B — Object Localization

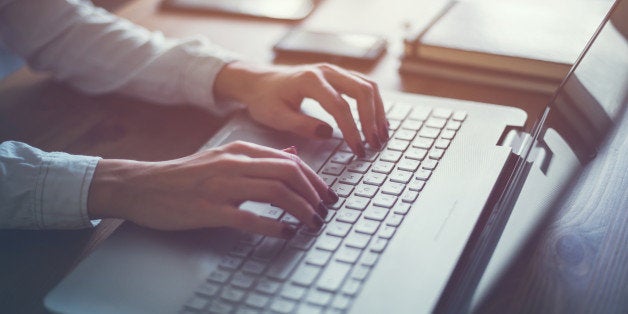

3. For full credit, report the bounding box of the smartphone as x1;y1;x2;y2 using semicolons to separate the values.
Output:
273;29;387;64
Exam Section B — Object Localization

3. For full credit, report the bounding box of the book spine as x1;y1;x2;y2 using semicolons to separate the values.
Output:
414;45;570;81
399;58;559;95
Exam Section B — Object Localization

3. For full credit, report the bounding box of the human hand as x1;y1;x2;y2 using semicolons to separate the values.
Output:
87;141;338;238
214;62;389;157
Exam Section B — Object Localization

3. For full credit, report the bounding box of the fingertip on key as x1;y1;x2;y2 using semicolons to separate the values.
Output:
317;202;329;219
312;214;325;229
281;225;298;238
326;187;339;204
371;132;382;150
356;143;366;158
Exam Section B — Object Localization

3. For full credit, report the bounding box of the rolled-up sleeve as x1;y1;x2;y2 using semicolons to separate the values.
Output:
0;0;244;117
0;141;100;229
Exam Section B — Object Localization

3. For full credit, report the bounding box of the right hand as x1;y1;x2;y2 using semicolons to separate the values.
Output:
87;141;338;238
214;62;389;156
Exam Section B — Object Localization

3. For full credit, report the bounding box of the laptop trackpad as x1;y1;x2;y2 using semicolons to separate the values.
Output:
219;129;341;172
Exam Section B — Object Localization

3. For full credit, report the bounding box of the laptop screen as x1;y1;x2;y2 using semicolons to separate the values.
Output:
538;0;627;162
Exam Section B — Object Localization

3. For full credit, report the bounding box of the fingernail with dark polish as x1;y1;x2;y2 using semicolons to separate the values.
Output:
327;187;339;204
372;132;382;149
315;123;333;139
379;124;389;141
281;225;297;238
312;214;325;229
356;143;366;158
317;202;329;218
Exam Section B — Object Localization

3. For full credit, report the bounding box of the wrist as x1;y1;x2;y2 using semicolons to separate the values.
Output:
87;159;141;220
213;61;271;105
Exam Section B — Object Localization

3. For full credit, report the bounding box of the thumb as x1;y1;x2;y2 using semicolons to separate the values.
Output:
275;110;334;140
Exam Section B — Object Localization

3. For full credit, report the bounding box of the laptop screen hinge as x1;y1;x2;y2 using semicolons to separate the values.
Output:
499;129;549;168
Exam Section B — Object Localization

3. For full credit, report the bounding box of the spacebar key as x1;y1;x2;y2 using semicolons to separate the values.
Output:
317;261;351;292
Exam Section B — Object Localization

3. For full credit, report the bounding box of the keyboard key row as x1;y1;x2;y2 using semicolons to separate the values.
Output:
187;104;467;314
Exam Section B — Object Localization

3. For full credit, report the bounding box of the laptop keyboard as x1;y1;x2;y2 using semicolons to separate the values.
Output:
182;102;467;314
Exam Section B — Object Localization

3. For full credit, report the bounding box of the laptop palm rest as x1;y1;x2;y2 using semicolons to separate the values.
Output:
44;224;240;314
45;126;341;314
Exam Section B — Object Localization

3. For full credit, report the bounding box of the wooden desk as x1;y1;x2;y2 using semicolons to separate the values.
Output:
0;0;625;313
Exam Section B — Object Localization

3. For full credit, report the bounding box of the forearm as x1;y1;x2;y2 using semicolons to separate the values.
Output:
0;0;242;116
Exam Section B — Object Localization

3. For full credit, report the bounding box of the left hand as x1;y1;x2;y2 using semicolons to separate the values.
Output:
213;61;389;156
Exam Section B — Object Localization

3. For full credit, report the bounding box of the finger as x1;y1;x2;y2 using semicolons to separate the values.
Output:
243;158;327;216
222;177;325;229
223;142;321;207
298;70;365;157
282;145;340;205
222;207;299;239
320;65;382;149
351;71;389;142
225;141;338;204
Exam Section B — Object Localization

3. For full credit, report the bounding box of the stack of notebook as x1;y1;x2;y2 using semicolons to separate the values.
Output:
401;0;610;94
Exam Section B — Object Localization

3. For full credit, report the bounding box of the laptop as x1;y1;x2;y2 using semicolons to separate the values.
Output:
44;1;627;313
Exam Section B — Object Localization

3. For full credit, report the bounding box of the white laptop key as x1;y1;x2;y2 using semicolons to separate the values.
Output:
336;209;361;224
354;219;380;235
266;249;304;280
408;106;431;121
346;160;370;174
344;232;371;249
371;161;394;174
401;119;422;131
316;235;342;252
252;237;285;261
305;289;333;306
317;261;351;292
381;181;405;196
270;298;297;313
341;279;361;296
363;206;389;221
306;249;332;266
254;278;281;294
363;172;386;186
279;284;306;300
354;184;378;198
387;103;412;120
372;193;397;208
209;301;234;314
344;196;369;210
220;287;246;303
241;260;266;275
244;292;269;309
291;264;321;286
230;272;256;289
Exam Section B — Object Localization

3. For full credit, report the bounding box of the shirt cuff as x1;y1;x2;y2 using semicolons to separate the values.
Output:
35;152;101;229
181;36;246;117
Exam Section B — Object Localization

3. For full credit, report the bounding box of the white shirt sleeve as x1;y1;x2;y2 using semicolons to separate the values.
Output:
0;0;244;116
0;0;245;229
0;141;100;229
